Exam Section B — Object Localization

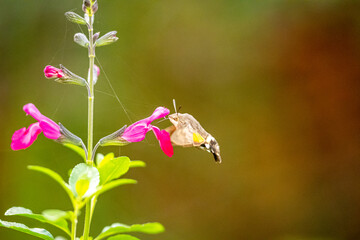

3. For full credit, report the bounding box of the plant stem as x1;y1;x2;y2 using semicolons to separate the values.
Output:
71;206;79;240
86;17;95;166
83;13;95;240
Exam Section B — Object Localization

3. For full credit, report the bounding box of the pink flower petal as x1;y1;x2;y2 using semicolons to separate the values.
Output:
151;126;174;157
121;121;150;142
23;103;43;121
40;121;61;139
44;65;65;79
11;123;42;150
121;107;170;143
148;107;170;122
23;103;61;139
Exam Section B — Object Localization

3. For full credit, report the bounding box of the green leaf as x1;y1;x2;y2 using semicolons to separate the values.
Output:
95;153;105;166
107;234;140;240
63;143;86;161
69;163;100;198
55;237;68;240
96;152;114;167
42;210;70;222
95;222;164;240
129;161;146;168
94;179;137;197
98;156;130;184
5;207;70;236
0;219;54;240
28;166;75;204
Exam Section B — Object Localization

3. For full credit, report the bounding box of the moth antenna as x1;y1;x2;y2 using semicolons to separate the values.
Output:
173;99;177;115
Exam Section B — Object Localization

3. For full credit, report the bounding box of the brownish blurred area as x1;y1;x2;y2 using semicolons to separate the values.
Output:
0;1;360;240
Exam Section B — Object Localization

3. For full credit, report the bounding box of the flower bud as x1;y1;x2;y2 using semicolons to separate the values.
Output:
92;1;99;14
93;32;100;42
88;64;100;85
44;65;65;79
74;33;89;48
82;0;91;14
98;125;128;146
82;0;98;15
95;31;119;47
64;12;86;25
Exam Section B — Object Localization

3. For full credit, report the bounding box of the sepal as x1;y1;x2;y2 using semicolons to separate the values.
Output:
95;31;118;47
56;123;84;147
74;33;89;48
55;65;88;86
64;12;86;25
93;32;100;42
98;125;128;146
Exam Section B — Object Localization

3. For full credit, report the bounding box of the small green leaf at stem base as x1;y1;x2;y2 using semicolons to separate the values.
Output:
95;222;164;240
0;219;54;240
97;155;130;184
5;207;70;236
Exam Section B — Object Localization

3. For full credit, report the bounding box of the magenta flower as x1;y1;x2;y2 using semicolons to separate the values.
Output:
44;65;65;79
121;107;174;157
11;104;61;150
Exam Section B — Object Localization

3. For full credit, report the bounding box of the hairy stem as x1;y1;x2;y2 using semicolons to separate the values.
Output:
83;13;95;240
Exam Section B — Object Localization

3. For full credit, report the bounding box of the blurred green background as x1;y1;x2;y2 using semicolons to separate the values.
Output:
1;0;360;239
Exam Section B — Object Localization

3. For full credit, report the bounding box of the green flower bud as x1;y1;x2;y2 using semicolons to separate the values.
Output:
64;12;86;25
95;31;119;47
74;33;89;48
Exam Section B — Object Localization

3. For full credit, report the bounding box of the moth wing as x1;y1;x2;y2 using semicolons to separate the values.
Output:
170;127;194;147
192;132;206;147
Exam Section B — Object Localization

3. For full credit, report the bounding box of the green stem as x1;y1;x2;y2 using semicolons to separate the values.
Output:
86;24;95;166
83;13;95;240
71;206;79;240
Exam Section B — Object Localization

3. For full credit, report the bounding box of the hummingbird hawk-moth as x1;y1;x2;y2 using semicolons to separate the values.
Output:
165;100;222;163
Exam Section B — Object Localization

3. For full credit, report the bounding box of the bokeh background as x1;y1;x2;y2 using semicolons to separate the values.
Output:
1;0;360;239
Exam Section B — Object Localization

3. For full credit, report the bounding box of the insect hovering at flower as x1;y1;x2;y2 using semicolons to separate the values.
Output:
165;100;222;163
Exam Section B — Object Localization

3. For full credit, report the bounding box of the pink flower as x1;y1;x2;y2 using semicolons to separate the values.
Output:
121;107;173;157
44;65;65;79
11;104;61;150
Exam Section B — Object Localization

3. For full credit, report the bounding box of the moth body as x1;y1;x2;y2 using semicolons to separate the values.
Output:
166;113;222;163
